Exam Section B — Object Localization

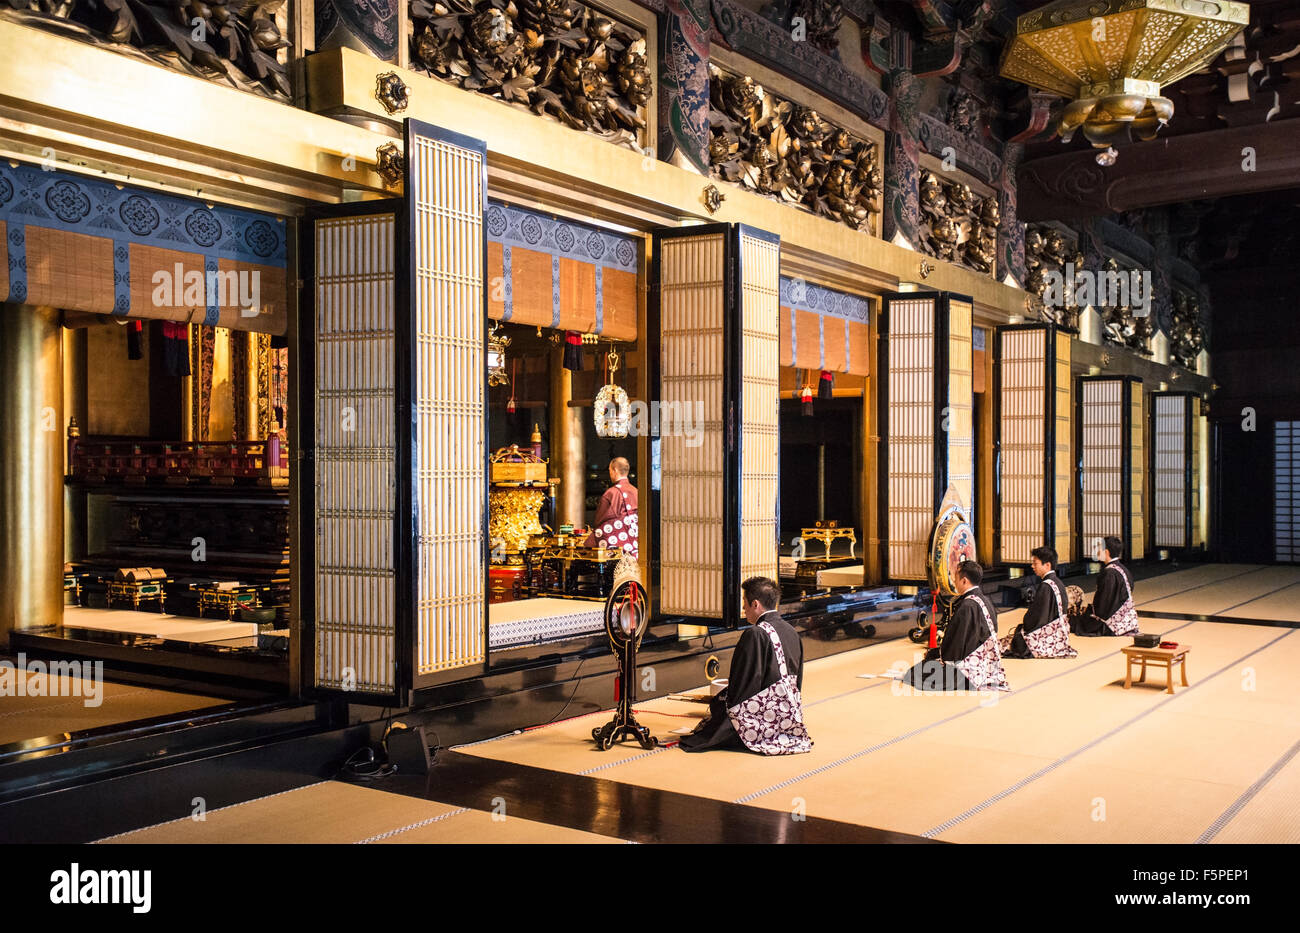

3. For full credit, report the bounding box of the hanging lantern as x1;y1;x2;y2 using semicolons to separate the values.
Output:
1000;0;1249;161
488;324;510;387
594;346;629;438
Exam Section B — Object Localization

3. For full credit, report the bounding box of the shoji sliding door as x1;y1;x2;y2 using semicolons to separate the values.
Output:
1152;391;1194;550
994;323;1072;566
878;291;974;582
652;224;779;625
302;119;488;704
1077;375;1143;563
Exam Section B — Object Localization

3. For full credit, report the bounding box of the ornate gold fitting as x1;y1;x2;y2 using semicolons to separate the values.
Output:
703;184;725;214
375;72;410;114
919;259;935;279
375;143;404;187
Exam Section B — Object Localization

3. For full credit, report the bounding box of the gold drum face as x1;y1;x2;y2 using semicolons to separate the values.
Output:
930;510;977;597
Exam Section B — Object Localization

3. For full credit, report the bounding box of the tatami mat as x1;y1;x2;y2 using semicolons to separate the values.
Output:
96;780;625;844
460;565;1300;843
0;664;228;747
1137;566;1300;618
63;606;259;641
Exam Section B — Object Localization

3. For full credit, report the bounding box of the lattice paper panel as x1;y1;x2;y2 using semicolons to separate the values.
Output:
947;299;974;531
1154;394;1190;549
1080;379;1124;556
313;213;397;694
1131;387;1145;560
1194;409;1207;548
659;233;726;617
1277;421;1300;563
1054;332;1072;561
739;232;780;592
409;132;486;674
887;297;937;580
998;328;1048;565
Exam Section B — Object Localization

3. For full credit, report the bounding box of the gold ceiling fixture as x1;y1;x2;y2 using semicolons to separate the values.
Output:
1000;0;1250;161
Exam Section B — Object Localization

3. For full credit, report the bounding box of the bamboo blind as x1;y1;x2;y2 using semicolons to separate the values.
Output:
947;298;975;531
1154;394;1190;549
1053;332;1072;561
1131;387;1145;560
659;233;726;618
409;133;487;675
1080;379;1124;556
738;231;780;593
998;327;1048;565
313;213;398;695
887;296;937;580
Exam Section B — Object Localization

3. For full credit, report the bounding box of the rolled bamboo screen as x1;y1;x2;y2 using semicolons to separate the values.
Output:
739;231;780;594
1080;378;1124;556
998;327;1049;565
946;298;975;531
409;133;487;675
1131;387;1145;560
313;212;398;695
1054;332;1073;561
1154;393;1191;549
887;296;937;581
659;232;726;618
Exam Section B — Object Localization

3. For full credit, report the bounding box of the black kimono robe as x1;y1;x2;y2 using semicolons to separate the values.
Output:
679;612;803;753
1001;571;1078;659
901;586;1009;692
1071;560;1138;636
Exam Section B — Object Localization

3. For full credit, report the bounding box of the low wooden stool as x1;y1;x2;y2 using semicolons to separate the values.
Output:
1122;645;1191;694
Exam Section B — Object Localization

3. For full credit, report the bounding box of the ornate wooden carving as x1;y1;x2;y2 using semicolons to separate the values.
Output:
917;169;997;275
0;0;291;100
1169;291;1205;369
1024;222;1082;329
407;0;651;151
708;64;882;233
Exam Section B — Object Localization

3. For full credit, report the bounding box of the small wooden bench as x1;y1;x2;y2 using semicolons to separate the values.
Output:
1122;645;1191;694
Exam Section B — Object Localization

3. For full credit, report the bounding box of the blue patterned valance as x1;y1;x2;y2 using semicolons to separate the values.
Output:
486;200;637;272
0;161;286;266
779;275;871;323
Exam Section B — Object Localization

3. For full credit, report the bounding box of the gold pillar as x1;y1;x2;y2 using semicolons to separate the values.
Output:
62;326;87;561
1;305;65;641
549;346;586;527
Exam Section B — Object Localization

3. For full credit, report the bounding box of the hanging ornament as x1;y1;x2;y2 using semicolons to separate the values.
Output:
595;346;629;438
487;323;510;387
506;359;518;413
800;369;814;417
818;370;834;399
563;331;583;371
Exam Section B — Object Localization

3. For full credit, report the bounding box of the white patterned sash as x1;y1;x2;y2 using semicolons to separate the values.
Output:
727;620;813;756
954;595;1010;691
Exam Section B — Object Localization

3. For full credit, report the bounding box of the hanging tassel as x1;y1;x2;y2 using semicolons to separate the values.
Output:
506;359;517;414
818;369;834;399
127;319;143;360
800;375;813;417
563;331;583;371
928;592;939;649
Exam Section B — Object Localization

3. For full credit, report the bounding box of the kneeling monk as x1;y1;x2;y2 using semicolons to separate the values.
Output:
901;561;1009;692
1071;535;1138;637
1001;546;1077;659
680;577;813;755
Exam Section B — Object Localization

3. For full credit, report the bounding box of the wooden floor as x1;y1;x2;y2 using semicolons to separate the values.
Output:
456;564;1300;844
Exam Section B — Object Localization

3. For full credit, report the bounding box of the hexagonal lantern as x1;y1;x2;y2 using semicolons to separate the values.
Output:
1000;0;1250;156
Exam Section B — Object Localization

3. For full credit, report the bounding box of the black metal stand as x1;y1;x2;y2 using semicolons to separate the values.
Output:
592;637;656;750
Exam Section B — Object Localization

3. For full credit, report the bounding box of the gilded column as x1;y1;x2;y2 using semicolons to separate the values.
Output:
549;346;586;527
0;305;64;642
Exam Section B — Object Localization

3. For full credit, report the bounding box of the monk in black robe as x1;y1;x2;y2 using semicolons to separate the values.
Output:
1001;546;1078;659
901;561;1009;692
680;577;812;754
1072;535;1139;637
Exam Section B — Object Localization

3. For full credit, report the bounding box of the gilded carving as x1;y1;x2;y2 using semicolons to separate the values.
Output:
707;64;881;233
407;0;651;150
918;170;998;275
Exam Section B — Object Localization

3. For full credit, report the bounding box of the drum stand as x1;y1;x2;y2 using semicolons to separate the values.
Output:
592;637;656;750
